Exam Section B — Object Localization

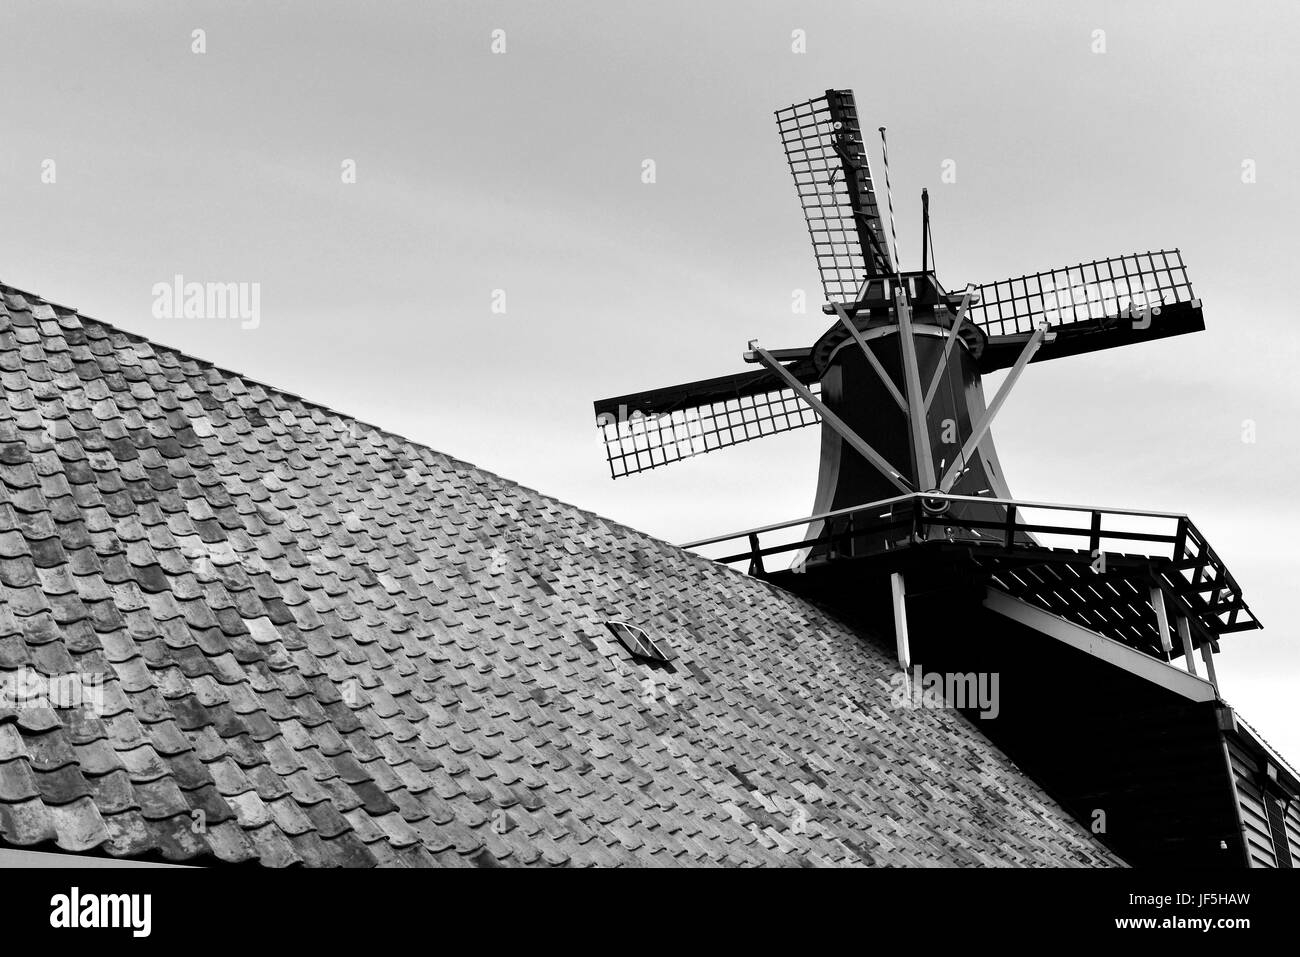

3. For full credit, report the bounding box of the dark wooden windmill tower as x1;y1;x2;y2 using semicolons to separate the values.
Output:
593;91;1292;868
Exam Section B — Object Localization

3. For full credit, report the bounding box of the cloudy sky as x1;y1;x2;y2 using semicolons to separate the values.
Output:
2;1;1298;758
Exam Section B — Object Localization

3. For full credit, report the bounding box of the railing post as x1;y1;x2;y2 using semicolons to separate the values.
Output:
1003;504;1017;550
1089;510;1102;557
1172;516;1188;564
747;533;765;577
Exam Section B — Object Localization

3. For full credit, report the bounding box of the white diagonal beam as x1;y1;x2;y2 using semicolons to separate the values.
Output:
891;572;911;672
894;291;936;490
1176;615;1198;675
751;345;913;494
1200;642;1219;692
831;304;907;413
923;285;976;412
937;324;1049;493
984;589;1216;702
1151;586;1174;655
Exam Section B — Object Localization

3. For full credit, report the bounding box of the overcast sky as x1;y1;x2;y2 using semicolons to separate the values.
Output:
2;1;1298;760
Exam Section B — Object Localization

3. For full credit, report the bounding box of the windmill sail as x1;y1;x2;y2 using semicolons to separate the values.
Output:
595;367;821;478
968;249;1197;337
965;249;1204;370
776;89;893;306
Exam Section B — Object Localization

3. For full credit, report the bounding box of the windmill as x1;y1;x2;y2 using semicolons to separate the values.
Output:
593;89;1258;678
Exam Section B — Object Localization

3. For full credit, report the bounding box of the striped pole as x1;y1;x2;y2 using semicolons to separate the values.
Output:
878;127;902;276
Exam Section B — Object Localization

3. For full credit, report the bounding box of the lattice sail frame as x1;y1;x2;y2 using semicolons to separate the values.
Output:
967;250;1196;338
598;384;821;479
776;90;892;306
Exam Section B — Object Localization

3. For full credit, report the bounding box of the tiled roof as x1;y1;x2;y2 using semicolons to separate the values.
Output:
0;284;1121;867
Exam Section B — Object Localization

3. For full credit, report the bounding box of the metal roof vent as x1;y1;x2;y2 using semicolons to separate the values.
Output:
605;621;671;663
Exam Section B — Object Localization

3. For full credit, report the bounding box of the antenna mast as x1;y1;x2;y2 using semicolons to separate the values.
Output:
920;188;930;276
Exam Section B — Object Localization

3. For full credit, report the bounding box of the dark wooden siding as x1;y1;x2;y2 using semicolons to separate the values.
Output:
1226;736;1300;868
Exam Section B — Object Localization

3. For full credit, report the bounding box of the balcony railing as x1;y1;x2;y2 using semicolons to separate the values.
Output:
683;492;1260;649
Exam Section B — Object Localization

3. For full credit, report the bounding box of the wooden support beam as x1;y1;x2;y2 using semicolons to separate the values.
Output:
1177;615;1198;676
1190;553;1210;589
938;323;1048;493
891;572;911;671
751;345;913;494
1172;517;1188;563
832;304;907;413
1151;586;1174;655
1201;642;1219;691
923;284;975;411
893;292;937;490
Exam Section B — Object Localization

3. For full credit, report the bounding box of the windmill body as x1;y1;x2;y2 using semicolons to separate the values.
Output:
801;283;1015;563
